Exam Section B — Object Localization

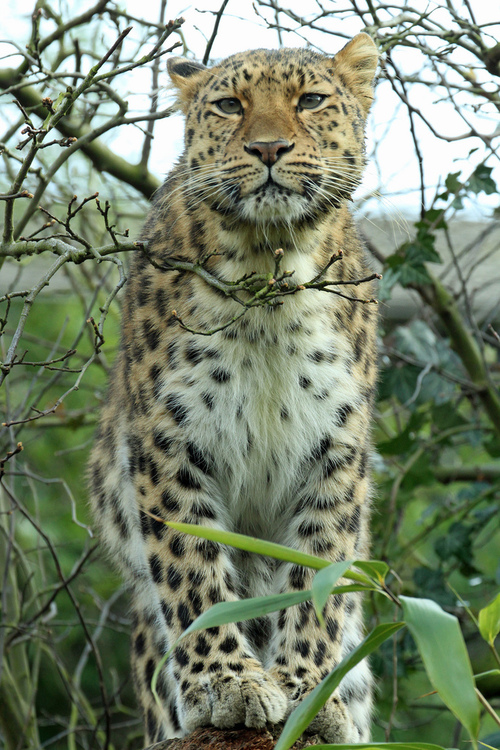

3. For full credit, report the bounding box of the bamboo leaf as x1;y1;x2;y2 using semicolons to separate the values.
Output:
354;560;390;584
478;592;500;645
165;520;330;569
311;561;354;625
180;590;312;638
165;520;374;584
400;596;480;742
275;622;404;750
474;669;500;680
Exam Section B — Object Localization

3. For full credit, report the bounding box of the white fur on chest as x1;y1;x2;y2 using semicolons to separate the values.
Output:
161;292;361;535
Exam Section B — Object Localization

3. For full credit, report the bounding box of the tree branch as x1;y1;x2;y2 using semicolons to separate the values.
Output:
0;68;161;199
417;274;500;440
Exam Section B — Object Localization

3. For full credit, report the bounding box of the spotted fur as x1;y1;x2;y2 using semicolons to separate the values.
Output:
89;34;379;744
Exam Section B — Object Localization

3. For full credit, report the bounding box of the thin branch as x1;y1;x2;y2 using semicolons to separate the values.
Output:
202;0;231;65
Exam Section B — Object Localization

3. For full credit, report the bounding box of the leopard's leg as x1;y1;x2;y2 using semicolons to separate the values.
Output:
267;440;373;743
133;443;287;737
91;429;287;739
130;606;181;743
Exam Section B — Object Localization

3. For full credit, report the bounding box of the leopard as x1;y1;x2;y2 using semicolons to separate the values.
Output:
88;33;379;746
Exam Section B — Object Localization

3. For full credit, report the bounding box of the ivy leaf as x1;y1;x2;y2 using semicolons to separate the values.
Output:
398;263;432;286
417;207;447;231
385;253;405;270
485;435;500;457
431;403;469;431
467;164;497;195
378;364;420;405
445;170;462;194
396;320;440;363
405;239;441;265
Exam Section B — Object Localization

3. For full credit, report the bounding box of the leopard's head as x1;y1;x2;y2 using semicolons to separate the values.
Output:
168;35;378;226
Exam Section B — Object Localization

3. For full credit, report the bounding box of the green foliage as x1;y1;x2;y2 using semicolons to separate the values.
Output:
150;523;496;750
401;596;480;743
381;211;443;293
479;594;500;646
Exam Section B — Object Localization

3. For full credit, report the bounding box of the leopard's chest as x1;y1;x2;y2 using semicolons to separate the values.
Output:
155;305;362;530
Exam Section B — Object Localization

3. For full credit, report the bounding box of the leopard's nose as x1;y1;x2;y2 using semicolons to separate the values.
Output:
244;140;294;166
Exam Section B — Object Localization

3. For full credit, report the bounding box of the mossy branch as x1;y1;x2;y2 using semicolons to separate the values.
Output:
418;274;500;440
0;237;139;262
142;247;380;336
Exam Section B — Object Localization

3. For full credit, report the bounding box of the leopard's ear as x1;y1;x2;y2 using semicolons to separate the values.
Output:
167;57;207;80
167;57;208;110
332;33;379;115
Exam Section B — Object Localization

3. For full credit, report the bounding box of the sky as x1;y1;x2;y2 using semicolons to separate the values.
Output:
1;0;499;218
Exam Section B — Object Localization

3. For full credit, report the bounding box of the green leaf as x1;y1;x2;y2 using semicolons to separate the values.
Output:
378;411;427;455
402;452;435;490
377;266;401;300
378;426;415;455
396;320;440;363
274;622;404;750
165;520;331;570
378;365;420;406
164;521;372;585
445;170;463;194
418;207;447;231
431;403;469;431
398;262;432;286
467;164;497;195
400;596;480;741
385;253;405;270
434;522;477;575
354;560;390;584
480;730;500;749
475;669;500;680
478;592;500;645
451;194;464;210
485;435;500;457
311;561;353;625
406;238;441;265
181;591;312;636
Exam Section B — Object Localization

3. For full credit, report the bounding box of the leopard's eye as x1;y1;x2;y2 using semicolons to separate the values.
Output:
298;93;326;110
215;98;243;115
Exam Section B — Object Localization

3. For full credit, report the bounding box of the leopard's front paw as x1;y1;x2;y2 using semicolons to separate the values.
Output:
304;694;360;743
179;668;288;733
270;670;359;743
